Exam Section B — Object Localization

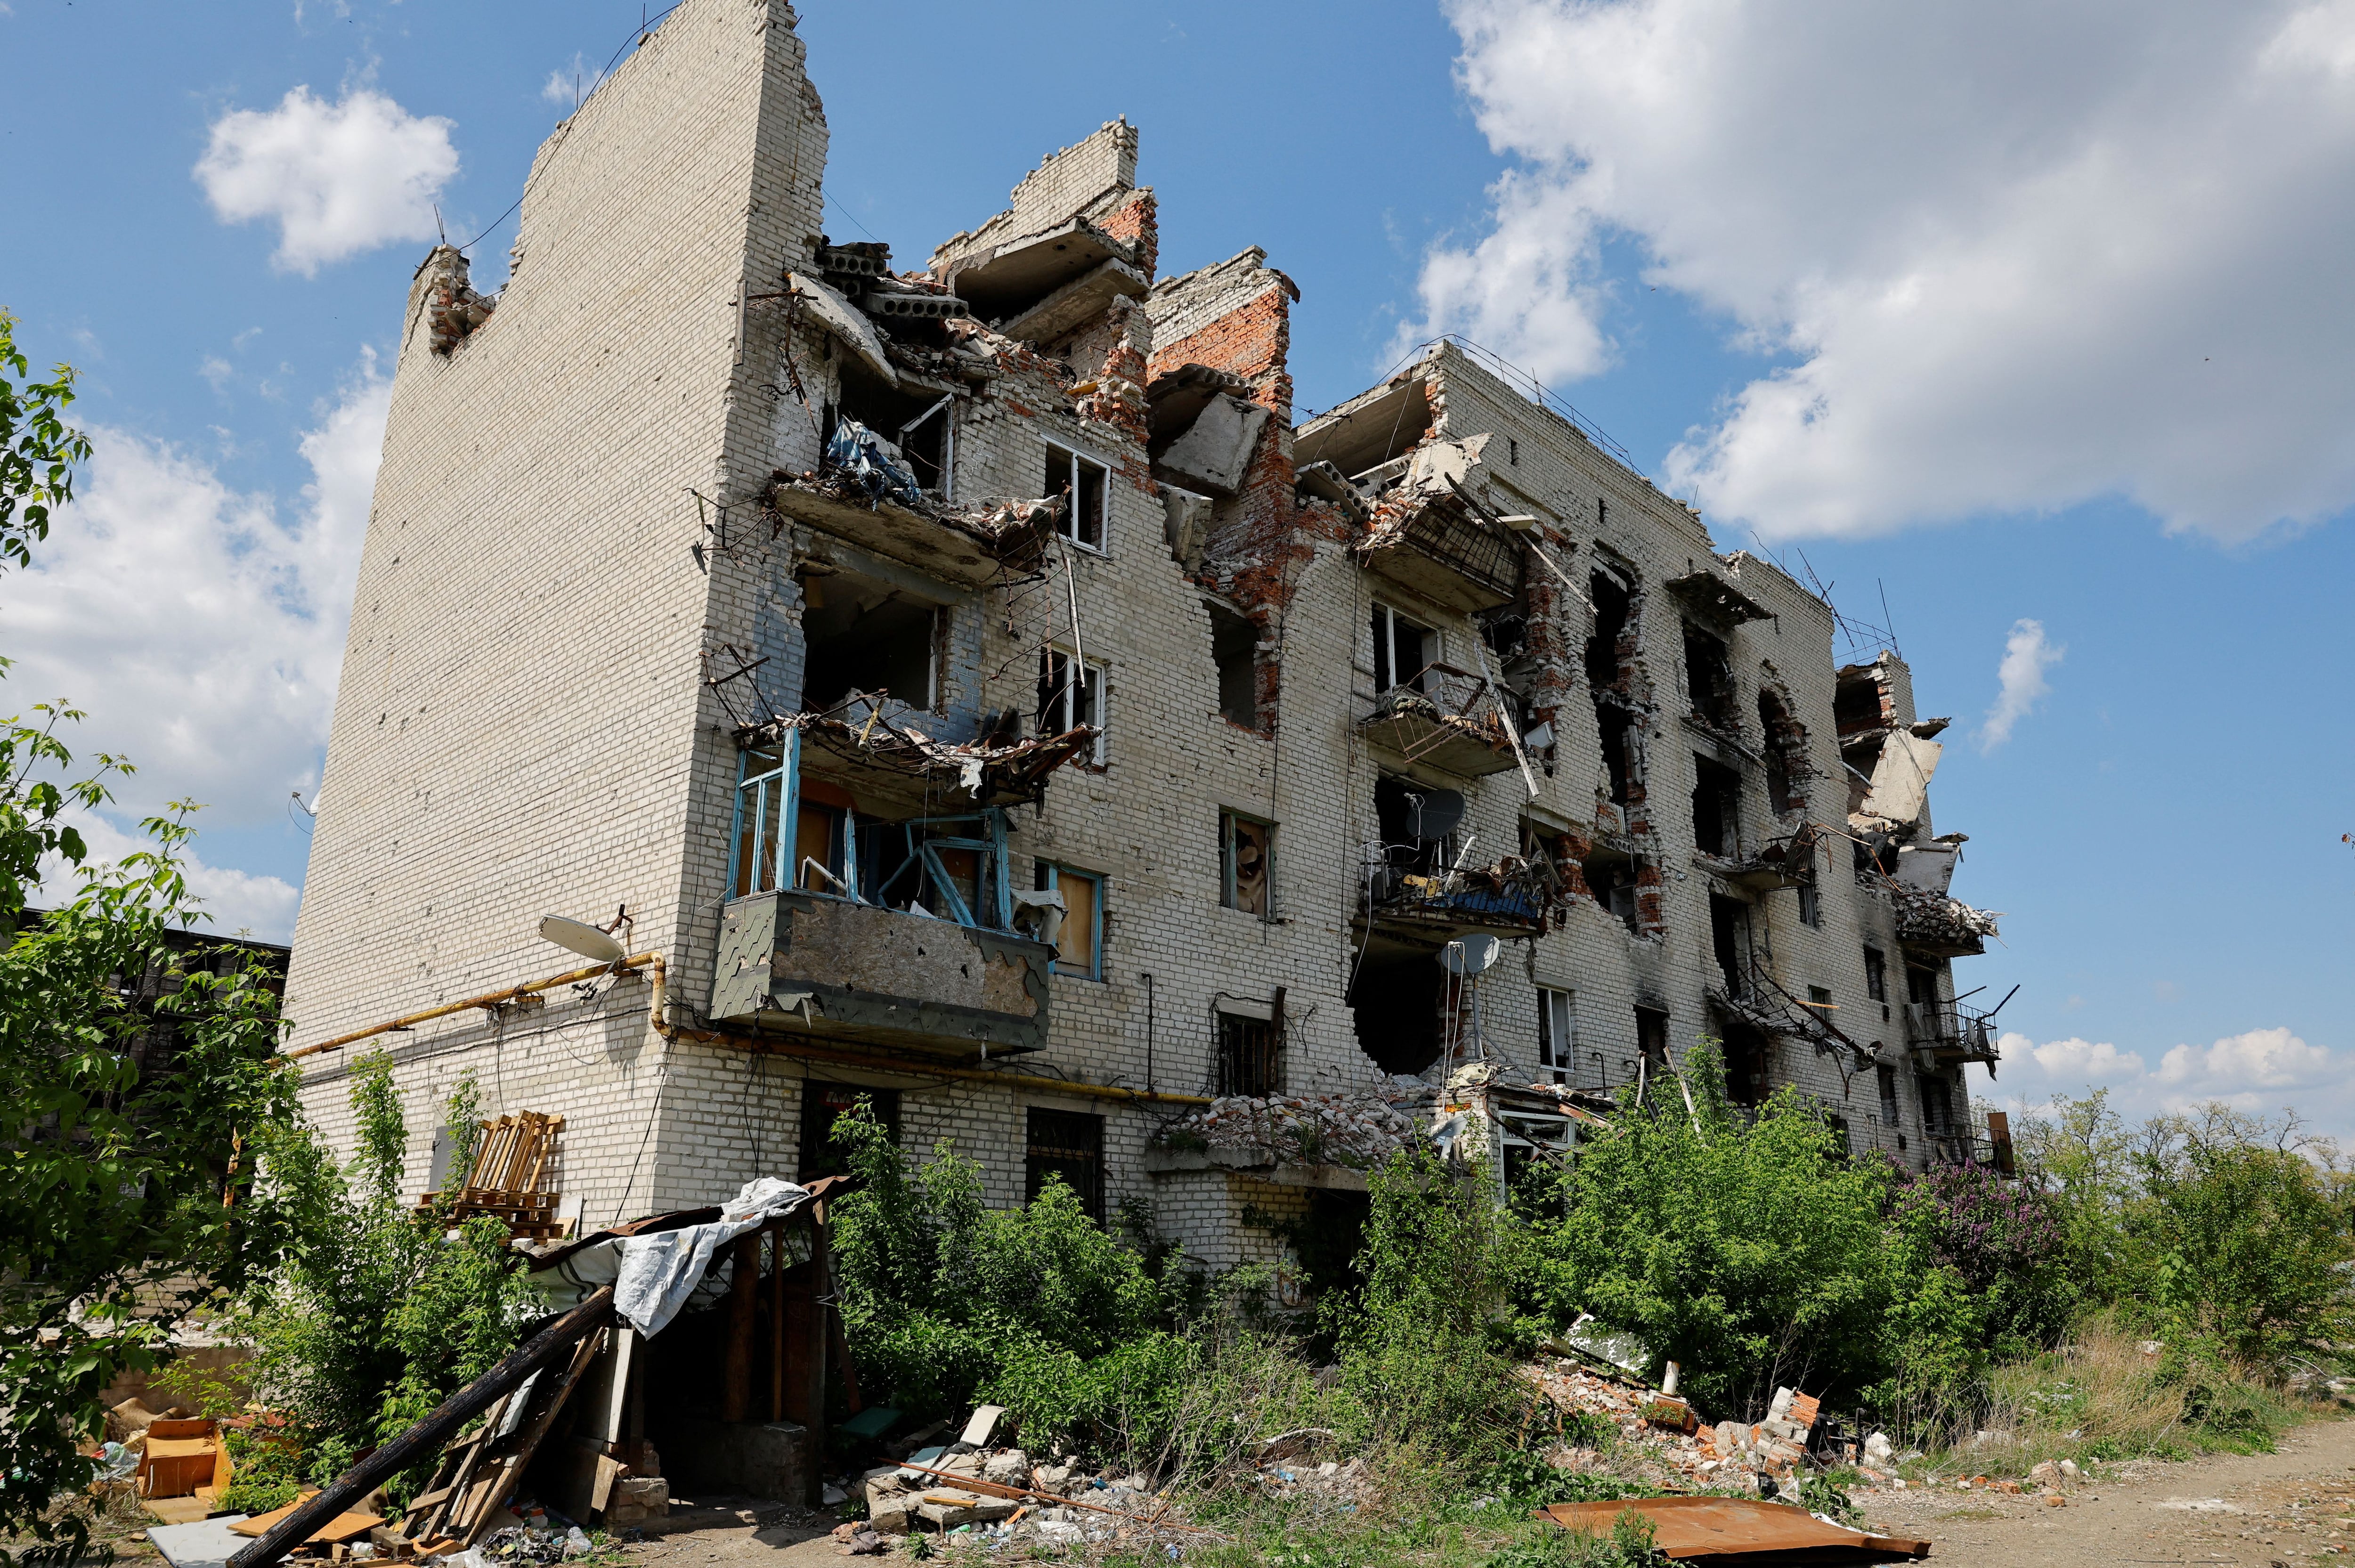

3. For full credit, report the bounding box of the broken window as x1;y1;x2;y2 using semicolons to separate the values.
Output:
1025;1107;1105;1222
1038;862;1103;980
1723;1022;1770;1107
1537;986;1575;1085
1350;956;1445;1076
731;741;790;897
1758;688;1806;815
1635;1006;1670;1080
1036;648;1106;762
1708;893;1751;997
1370;602;1436;693
1835;666;1887;735
1797;882;1821;927
799;563;942;713
793;780;858;895
1918;1073;1955;1136
1217;1007;1283;1097
1906;963;1941;1006
1806;984;1835;1024
1045;440;1108;550
856;810;1011;928
798;1083;900;1183
1581;843;1642;933
1876;1064;1900;1129
1220;810;1273;917
1207;601;1259;727
826;360;956;496
1596;702;1635;808
1690;755;1743;858
1864;945;1887;1002
1584;569;1632;690
1374;774;1456;882
1682;623;1736;728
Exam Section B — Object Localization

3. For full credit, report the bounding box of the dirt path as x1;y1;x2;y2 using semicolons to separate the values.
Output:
1860;1418;2355;1566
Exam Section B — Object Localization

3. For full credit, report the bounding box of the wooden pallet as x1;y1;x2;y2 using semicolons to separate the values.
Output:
417;1112;568;1241
396;1324;607;1549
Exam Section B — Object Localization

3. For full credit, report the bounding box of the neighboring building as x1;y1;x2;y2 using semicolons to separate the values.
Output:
281;0;2002;1271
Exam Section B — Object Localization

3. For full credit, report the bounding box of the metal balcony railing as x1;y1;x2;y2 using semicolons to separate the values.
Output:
1904;1002;2001;1065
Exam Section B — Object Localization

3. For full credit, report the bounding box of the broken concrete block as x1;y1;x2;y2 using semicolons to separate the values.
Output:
866;1493;913;1535
1156;396;1270;496
980;1449;1028;1486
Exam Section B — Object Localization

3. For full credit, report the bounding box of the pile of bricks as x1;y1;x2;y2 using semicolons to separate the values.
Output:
1158;1093;1426;1167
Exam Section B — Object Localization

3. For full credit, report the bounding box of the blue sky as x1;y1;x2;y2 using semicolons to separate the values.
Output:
5;0;2352;1135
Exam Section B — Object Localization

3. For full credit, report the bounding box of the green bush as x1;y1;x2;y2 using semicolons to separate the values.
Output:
230;1058;538;1502
828;1105;1183;1455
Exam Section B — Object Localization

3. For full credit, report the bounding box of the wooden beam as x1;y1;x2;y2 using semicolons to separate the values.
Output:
722;1234;759;1423
229;1288;614;1568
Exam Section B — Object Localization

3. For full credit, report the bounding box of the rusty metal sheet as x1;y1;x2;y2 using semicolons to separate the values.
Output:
1540;1497;1931;1564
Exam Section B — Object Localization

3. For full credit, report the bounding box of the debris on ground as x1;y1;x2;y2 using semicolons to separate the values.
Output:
1539;1496;1930;1563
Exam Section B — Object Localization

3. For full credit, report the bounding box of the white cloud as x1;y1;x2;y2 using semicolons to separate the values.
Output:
1979;618;2063;749
541;55;606;108
195;86;458;275
2158;1026;2332;1090
3;353;387;831
1419;0;2355;542
39;810;301;944
2003;1032;2146;1082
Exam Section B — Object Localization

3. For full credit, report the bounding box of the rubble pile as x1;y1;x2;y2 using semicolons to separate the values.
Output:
856;1445;1164;1546
1524;1357;1883;1497
1157;1093;1426;1168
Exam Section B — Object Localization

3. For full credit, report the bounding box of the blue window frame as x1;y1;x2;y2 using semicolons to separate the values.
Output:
728;733;1016;930
1039;863;1103;979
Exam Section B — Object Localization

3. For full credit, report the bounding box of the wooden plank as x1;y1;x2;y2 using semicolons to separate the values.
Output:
768;1222;785;1424
228;1288;614;1568
721;1235;758;1424
455;1324;609;1547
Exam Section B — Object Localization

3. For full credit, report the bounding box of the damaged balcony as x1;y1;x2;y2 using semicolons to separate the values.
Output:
1356;663;1521;778
1696;824;1824;893
1351;439;1527;614
713;721;1095;1060
1892;882;2002;958
1905;1000;2002;1070
936;216;1147;335
1356;859;1549;942
770;431;1056;590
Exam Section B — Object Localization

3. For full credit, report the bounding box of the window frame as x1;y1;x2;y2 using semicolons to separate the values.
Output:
1038;862;1105;981
1370;601;1436;694
1796;882;1822;927
1215;1006;1283;1097
1044;439;1110;552
730;733;798;898
1037;647;1108;764
1536;985;1575;1086
1024;1106;1106;1222
1219;808;1275;919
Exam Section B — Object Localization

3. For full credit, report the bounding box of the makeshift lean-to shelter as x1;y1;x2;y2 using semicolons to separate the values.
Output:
226;1177;853;1568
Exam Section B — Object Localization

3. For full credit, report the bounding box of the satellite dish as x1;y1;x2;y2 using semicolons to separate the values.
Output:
1439;934;1502;975
540;915;625;965
1408;788;1466;841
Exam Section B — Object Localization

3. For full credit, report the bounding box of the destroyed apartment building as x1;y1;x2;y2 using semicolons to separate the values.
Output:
282;0;2008;1294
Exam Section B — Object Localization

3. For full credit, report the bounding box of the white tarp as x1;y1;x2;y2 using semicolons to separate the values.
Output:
529;1176;813;1338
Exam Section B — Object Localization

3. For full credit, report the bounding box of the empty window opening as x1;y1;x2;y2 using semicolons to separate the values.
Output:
854;810;1010;928
798;1083;900;1182
1582;844;1642;933
799;565;942;714
1025;1107;1105;1221
1220;810;1273;917
1864;946;1888;1002
1635;1006;1670;1081
1537;986;1575;1085
1691;755;1743;858
1708;893;1751;997
1876;1063;1900;1128
1682;623;1736;728
1036;649;1106;761
1371;602;1437;693
1835;666;1889;736
1823;1113;1852;1162
1758;689;1807;815
1350;956;1446;1076
1907;963;1941;1006
1037;862;1103;979
1207;601;1259;727
826;361;955;496
1218;1007;1283;1097
1046;441;1108;549
1508;437;1520;466
1796;882;1821;927
1596;703;1635;807
1723;1022;1770;1107
1584;570;1633;690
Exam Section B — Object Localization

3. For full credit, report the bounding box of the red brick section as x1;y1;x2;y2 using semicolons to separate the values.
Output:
1095;190;1159;281
1150;286;1293;425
